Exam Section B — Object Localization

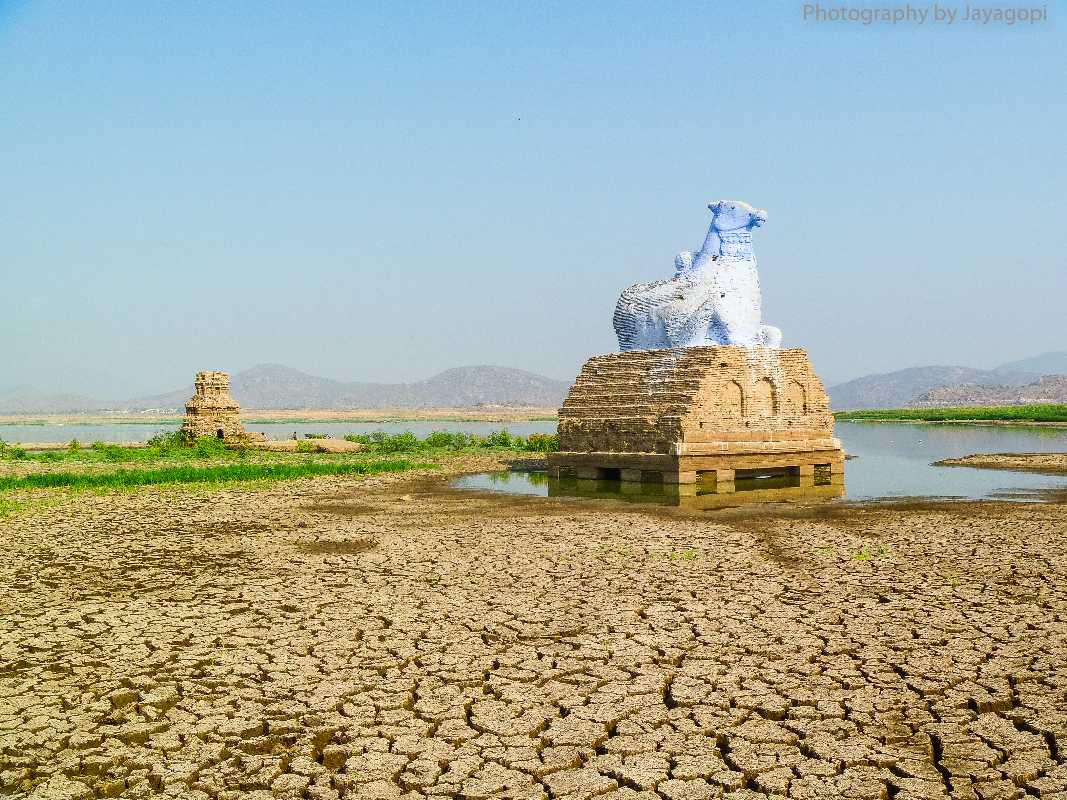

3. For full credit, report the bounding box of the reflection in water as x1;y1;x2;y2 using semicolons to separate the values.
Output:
453;470;845;510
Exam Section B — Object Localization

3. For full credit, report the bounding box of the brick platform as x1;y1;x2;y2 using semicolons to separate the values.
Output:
548;346;844;489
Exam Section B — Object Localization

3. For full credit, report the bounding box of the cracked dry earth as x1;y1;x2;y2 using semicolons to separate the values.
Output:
3;465;1067;800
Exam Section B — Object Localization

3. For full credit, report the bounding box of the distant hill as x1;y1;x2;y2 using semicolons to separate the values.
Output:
9;351;1066;414
0;389;104;415
827;366;1040;410
121;364;570;411
993;351;1067;376
911;375;1067;407
828;351;1067;410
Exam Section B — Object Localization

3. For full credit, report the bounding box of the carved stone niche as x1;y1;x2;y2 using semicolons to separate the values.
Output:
548;346;844;487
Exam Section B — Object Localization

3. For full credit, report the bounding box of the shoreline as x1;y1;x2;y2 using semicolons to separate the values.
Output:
836;417;1067;428
7;413;1065;428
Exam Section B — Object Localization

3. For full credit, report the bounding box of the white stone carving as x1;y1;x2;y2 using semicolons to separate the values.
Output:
613;200;782;351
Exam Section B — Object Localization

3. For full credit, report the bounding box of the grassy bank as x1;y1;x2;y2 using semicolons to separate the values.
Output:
0;459;418;492
835;404;1067;424
1;433;278;464
0;431;557;515
0;430;558;463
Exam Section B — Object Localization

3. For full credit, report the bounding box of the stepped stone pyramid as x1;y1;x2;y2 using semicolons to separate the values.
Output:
550;347;843;489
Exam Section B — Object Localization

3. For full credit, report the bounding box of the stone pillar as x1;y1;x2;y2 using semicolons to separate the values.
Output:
665;470;698;485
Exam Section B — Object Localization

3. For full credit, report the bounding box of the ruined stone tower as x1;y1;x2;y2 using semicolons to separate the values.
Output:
180;371;245;441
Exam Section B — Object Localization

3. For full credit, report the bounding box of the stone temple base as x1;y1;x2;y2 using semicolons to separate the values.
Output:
547;346;844;490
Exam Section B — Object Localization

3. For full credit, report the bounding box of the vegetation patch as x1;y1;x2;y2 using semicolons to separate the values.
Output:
852;545;889;561
835;404;1067;423
0;430;559;463
0;432;249;463
0;496;61;519
0;498;27;518
0;460;420;492
342;430;559;453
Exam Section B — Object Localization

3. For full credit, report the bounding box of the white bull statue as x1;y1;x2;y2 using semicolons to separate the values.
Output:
612;200;782;351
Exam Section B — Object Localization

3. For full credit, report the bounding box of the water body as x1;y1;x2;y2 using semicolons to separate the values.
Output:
0;420;558;444
830;421;1065;500
453;421;1067;503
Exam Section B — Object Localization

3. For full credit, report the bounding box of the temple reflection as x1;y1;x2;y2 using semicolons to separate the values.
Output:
543;470;845;510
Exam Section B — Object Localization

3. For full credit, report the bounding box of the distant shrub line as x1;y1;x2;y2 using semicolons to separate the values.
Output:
343;430;559;453
834;404;1067;423
0;432;245;463
0;429;559;464
0;460;417;492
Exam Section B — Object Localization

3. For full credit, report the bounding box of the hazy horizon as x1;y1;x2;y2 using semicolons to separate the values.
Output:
3;2;1063;399
5;351;1067;407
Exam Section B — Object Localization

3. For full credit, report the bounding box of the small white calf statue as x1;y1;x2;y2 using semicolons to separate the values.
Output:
613;200;782;351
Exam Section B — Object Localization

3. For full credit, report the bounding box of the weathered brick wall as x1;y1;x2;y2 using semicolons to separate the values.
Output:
180;371;246;440
557;347;834;454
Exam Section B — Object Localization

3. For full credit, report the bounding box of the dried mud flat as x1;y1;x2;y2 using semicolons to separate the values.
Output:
3;458;1067;800
934;453;1067;476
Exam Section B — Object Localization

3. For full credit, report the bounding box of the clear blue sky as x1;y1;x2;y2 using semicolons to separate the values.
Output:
2;1;1063;398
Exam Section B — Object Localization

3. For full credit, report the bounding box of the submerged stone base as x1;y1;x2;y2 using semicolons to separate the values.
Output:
548;451;845;489
548;473;845;510
549;345;844;486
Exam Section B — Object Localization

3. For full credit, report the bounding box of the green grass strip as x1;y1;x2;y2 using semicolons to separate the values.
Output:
834;404;1067;423
0;459;420;492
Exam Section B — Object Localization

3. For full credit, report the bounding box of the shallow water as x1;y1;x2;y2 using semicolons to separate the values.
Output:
833;421;1065;500
452;421;1067;503
0;420;558;444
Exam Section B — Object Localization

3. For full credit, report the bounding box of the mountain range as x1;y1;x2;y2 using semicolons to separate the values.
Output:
827;351;1067;409
120;364;570;412
3;351;1065;414
910;375;1067;407
0;389;106;415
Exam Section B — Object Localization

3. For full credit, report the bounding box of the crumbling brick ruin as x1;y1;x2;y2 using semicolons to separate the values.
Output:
180;371;246;441
549;346;844;490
